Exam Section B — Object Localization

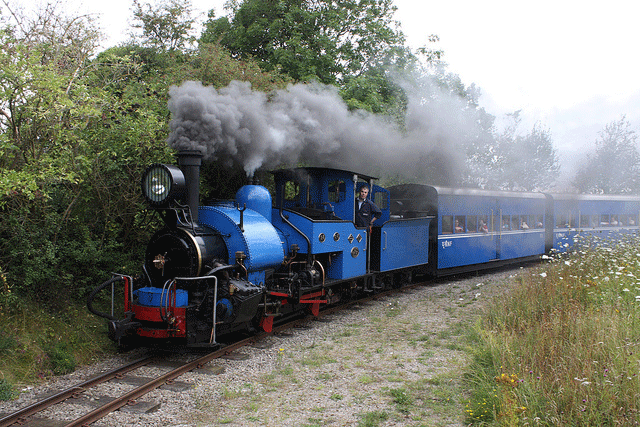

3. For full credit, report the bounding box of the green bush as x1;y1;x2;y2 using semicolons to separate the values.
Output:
0;379;15;401
45;342;77;375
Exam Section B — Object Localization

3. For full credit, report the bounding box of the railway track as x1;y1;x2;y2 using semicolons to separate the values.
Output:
0;283;415;427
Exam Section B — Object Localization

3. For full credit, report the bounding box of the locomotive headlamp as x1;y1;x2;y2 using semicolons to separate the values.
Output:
141;164;186;206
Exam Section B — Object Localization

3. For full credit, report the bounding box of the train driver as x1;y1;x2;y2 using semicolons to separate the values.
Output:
355;185;382;228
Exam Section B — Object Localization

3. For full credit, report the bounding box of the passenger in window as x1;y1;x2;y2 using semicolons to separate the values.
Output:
479;220;489;233
611;216;619;226
355;185;382;228
455;220;464;233
520;221;529;229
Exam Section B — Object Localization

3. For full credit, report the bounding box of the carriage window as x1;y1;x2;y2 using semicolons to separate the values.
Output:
619;215;628;226
511;216;520;230
442;216;453;234
479;215;489;232
556;214;568;228
528;215;536;229
519;215;530;229
502;215;511;230
373;191;388;209
592;215;599;228
580;214;590;227
630;215;637;226
455;216;465;233
600;214;610;226
328;180;345;203
467;216;478;233
611;215;619;226
284;181;300;202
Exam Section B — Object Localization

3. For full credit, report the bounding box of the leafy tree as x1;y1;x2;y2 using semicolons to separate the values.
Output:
0;2;107;303
201;0;407;85
464;111;559;191
504;122;559;191
573;116;639;194
131;0;197;52
194;42;292;91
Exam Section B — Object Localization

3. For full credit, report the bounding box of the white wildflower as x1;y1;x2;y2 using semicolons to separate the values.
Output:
540;272;547;278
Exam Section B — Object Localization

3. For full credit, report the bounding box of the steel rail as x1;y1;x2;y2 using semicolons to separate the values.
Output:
64;330;293;427
0;355;154;427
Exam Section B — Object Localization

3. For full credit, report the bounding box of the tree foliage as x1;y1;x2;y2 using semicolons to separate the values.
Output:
464;111;560;191
201;0;407;85
573;116;640;194
131;0;197;52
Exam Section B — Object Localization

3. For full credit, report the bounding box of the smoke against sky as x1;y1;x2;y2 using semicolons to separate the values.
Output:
167;79;474;184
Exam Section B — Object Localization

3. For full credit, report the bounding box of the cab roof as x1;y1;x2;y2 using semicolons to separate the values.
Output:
270;167;378;182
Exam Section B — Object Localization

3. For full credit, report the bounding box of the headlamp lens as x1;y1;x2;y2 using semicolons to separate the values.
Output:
141;164;185;205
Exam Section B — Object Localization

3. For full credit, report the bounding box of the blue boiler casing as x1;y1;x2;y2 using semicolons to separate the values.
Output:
198;200;285;286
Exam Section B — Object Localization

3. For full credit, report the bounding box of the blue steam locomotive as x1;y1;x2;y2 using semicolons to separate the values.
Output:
87;149;640;347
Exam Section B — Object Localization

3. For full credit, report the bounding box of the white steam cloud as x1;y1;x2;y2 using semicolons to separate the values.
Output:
167;79;476;185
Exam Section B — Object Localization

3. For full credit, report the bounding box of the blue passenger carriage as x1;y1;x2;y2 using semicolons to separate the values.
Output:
546;194;640;253
388;185;546;275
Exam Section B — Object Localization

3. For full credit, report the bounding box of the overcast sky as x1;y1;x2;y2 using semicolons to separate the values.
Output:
30;0;640;179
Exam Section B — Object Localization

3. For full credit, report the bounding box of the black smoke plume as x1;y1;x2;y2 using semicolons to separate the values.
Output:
167;79;474;185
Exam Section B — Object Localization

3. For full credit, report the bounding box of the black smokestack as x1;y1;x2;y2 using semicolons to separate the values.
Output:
177;150;203;224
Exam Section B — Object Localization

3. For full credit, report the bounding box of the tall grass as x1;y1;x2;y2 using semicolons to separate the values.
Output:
465;234;640;425
0;294;114;399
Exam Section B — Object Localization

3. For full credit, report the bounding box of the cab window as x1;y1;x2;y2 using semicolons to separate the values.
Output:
328;180;345;203
284;181;300;202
